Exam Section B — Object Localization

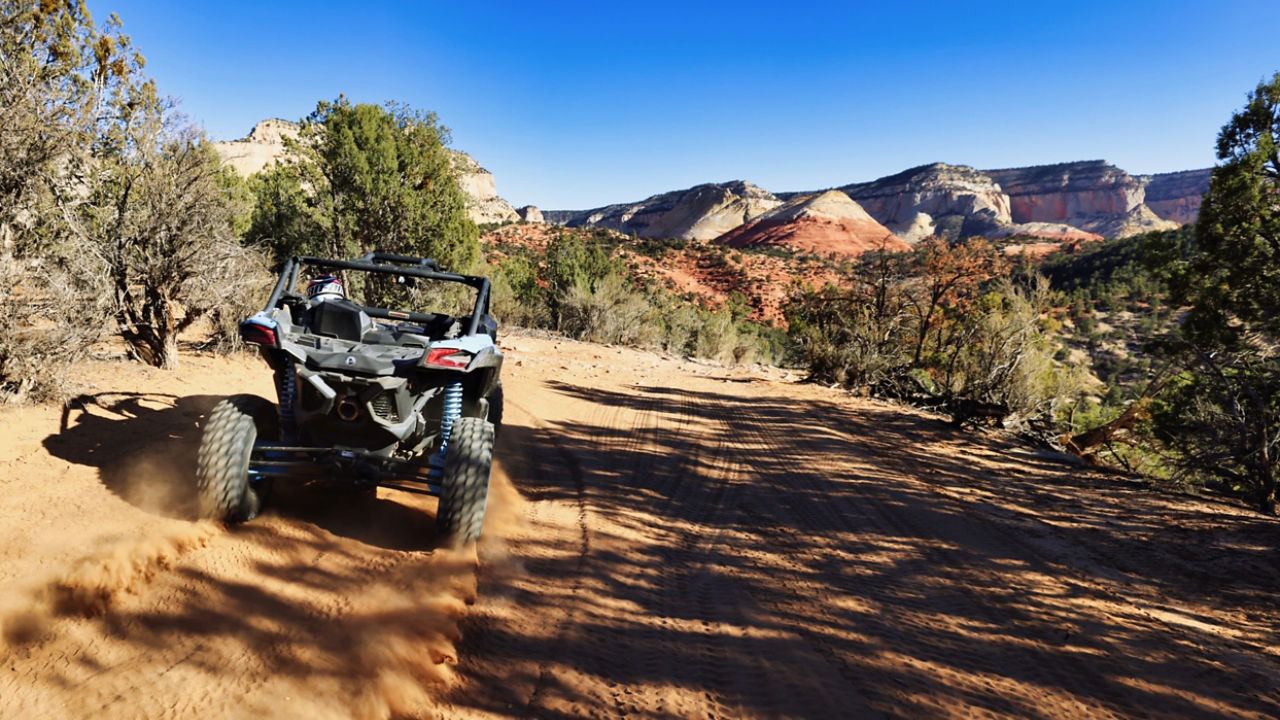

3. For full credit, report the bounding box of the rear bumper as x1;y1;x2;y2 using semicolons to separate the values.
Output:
251;443;441;496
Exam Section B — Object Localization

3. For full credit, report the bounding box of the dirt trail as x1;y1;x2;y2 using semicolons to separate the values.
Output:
2;337;1279;718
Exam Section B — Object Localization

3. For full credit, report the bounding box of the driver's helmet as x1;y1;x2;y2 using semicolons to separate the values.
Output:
306;275;345;303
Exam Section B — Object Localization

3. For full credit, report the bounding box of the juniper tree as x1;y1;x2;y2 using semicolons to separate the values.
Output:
251;98;479;271
1148;72;1280;512
0;0;132;398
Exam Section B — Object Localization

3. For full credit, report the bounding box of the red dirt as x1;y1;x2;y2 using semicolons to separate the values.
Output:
718;216;911;258
625;247;842;325
3;336;1278;718
482;225;844;324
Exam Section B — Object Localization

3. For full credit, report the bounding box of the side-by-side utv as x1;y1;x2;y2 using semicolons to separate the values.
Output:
194;252;502;548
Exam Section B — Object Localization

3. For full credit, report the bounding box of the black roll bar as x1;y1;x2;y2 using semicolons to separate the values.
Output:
360;252;442;271
265;255;493;336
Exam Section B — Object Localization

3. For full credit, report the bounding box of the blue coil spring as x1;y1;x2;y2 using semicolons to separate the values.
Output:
278;361;298;442
438;381;463;454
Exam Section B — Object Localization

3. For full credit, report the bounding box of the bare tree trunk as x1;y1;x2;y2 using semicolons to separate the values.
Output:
156;297;179;369
146;287;179;369
1;221;12;262
1064;400;1150;461
1257;467;1277;515
1250;391;1276;514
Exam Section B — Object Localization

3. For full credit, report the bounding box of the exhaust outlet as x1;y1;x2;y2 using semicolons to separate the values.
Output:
336;397;360;421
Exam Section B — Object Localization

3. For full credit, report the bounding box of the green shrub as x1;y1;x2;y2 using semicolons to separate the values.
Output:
489;254;548;328
557;272;652;345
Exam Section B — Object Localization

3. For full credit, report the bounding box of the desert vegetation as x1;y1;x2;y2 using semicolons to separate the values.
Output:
486;229;787;364
782;239;1086;434
4;3;1279;515
781;72;1280;512
1;0;266;393
1047;76;1280;513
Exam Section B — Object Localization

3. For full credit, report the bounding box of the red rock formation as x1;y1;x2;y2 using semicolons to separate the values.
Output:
715;191;909;258
546;162;1211;244
987;161;1143;225
1140;169;1212;225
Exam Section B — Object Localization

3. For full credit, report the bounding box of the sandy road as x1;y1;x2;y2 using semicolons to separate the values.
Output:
2;334;1279;718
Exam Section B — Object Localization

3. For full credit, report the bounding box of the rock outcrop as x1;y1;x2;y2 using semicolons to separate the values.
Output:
211;119;519;225
889;212;937;244
553;181;781;241
715;190;908;258
539;209;579;225
549;160;1208;247
212;118;299;176
516;205;544;223
985;161;1177;236
1139;169;1212;225
987;161;1139;223
990;222;1102;243
448;150;519;224
841;163;1012;243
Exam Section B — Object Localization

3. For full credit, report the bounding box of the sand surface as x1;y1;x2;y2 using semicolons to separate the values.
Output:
2;334;1278;718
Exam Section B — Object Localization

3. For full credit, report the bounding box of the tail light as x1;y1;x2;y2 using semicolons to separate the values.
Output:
240;317;278;346
423;347;472;369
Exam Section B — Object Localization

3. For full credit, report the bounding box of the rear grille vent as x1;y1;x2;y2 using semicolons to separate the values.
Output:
371;392;400;423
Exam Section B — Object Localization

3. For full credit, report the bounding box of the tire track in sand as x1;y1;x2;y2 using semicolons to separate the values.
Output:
716;390;1277;719
722;394;1125;717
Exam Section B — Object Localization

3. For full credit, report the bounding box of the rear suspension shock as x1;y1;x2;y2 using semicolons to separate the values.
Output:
277;360;298;443
438;380;463;455
427;381;464;482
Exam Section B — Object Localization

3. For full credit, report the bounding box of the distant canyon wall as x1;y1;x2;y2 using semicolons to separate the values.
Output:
549;161;1210;248
549;181;782;241
1140;169;1212;226
215;118;1211;257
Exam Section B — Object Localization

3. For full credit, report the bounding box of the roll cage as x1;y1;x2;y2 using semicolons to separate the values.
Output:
264;252;494;337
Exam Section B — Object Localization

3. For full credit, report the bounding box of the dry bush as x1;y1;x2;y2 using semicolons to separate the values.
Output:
488;261;549;329
786;282;914;389
184;241;272;353
693;310;744;365
656;303;700;356
488;277;528;328
940;276;1088;429
0;254;110;403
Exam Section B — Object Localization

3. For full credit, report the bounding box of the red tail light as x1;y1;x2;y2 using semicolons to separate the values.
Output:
241;323;277;346
424;347;471;368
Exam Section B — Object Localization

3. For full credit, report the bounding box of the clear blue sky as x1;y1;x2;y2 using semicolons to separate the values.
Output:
87;0;1280;211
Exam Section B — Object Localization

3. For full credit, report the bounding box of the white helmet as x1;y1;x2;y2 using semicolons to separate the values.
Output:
306;275;345;302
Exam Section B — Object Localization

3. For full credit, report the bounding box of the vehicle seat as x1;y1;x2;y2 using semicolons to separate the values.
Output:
361;328;399;345
306;299;373;342
427;316;462;340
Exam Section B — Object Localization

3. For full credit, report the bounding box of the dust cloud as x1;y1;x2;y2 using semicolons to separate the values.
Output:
351;463;527;719
1;423;529;718
344;548;476;719
1;521;219;646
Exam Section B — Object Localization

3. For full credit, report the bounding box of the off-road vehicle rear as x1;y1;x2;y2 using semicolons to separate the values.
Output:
194;252;502;547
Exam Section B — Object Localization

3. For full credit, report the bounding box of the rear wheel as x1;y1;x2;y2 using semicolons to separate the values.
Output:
196;394;278;522
434;417;494;548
